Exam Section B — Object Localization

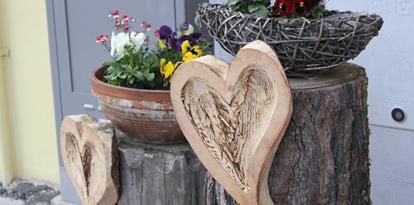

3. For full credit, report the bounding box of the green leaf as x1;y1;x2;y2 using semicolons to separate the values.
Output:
119;73;127;79
144;72;155;81
109;62;122;71
228;0;239;6
305;5;326;19
248;4;270;16
136;71;144;81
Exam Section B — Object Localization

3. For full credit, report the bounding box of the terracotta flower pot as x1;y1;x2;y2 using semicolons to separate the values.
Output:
90;67;185;144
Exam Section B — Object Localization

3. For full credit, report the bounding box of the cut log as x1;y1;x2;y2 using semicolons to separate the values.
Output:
60;115;119;205
117;135;210;205
117;64;370;205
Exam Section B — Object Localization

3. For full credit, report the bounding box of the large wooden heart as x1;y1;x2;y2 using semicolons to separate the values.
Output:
171;41;293;205
60;115;119;205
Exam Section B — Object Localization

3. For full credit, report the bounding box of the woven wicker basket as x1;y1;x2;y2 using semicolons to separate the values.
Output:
197;3;383;77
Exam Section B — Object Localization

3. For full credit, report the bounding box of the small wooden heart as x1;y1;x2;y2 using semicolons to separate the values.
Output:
60;115;119;205
171;41;293;205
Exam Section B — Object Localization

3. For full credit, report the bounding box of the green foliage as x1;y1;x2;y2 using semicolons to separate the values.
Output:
228;0;271;17
304;4;326;19
104;46;163;89
198;39;213;56
97;14;210;90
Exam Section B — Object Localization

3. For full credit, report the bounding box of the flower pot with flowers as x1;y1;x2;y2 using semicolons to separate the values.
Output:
90;10;210;144
196;0;383;77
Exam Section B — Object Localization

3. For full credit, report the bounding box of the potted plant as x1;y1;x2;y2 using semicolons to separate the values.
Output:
196;0;383;77
90;10;210;144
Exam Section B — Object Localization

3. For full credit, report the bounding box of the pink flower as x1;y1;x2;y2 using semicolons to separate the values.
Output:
95;34;108;43
121;15;129;22
115;21;121;30
154;29;160;37
147;24;152;31
140;20;146;28
112;10;119;18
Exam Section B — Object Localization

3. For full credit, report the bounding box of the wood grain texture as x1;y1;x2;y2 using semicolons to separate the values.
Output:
117;134;208;205
170;41;293;205
60;115;119;205
117;64;370;205
180;67;276;192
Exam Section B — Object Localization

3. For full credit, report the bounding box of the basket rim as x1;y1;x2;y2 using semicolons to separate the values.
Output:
197;3;384;76
198;3;383;23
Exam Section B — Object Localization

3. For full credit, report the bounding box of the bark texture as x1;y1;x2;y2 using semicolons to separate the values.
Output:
117;64;370;205
117;135;211;205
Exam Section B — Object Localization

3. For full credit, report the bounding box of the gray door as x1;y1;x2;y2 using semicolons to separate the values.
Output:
46;0;206;203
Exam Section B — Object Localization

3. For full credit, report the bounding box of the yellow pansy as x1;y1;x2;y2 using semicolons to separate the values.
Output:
160;58;175;79
158;39;166;49
181;40;191;55
180;40;202;62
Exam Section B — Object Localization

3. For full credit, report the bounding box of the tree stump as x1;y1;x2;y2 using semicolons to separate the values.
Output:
117;64;370;205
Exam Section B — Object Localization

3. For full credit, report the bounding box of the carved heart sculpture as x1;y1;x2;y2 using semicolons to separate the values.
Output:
171;41;293;205
60;115;119;205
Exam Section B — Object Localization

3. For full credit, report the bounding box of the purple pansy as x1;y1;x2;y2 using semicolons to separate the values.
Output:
158;24;203;51
166;36;180;51
178;32;202;46
181;21;189;30
189;32;202;41
159;25;173;40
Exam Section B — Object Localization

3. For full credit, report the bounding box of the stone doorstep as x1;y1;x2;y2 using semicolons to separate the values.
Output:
0;178;60;205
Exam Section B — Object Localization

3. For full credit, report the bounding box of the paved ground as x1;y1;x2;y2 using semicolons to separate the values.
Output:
0;179;60;205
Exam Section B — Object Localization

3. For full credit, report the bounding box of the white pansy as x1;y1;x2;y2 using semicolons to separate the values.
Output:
110;31;146;58
110;32;130;58
130;32;146;51
185;24;194;35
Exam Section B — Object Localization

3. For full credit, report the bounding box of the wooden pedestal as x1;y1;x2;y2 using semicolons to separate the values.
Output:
117;64;370;205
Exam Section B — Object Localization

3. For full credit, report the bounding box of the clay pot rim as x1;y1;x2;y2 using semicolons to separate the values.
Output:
90;66;171;101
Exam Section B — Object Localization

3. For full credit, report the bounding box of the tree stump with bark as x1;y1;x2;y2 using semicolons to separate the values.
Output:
117;64;370;205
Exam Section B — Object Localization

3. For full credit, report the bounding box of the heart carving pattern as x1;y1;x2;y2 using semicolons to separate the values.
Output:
181;68;277;192
171;41;293;205
60;115;119;205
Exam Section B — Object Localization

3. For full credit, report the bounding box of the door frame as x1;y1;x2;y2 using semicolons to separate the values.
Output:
46;0;80;202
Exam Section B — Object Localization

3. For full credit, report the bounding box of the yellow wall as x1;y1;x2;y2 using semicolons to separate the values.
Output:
0;0;59;184
0;29;15;185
